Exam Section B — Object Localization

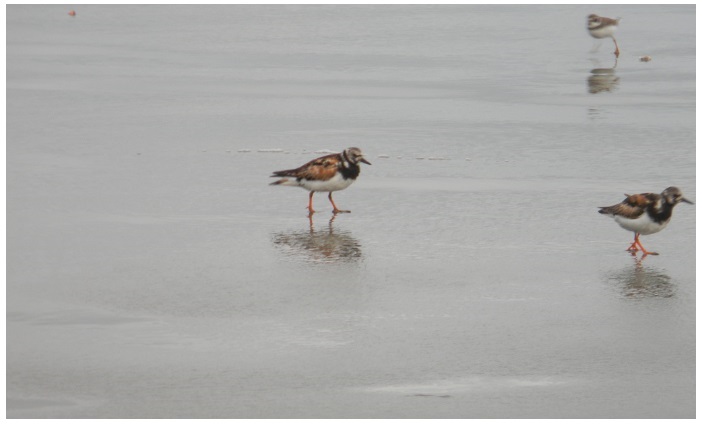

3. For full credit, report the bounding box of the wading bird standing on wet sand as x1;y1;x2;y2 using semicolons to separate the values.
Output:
270;147;371;215
588;14;621;58
598;187;693;256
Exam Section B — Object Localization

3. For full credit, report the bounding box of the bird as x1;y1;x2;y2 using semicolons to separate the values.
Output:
587;14;621;58
598;187;693;256
270;147;371;215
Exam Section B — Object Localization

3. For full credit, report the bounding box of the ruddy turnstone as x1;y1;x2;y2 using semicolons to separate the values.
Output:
598;187;693;255
270;147;371;214
588;14;621;58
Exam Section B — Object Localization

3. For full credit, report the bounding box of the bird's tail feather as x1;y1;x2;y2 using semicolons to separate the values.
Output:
269;178;299;186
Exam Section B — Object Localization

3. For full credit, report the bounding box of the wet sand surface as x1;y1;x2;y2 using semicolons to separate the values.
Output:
6;5;695;418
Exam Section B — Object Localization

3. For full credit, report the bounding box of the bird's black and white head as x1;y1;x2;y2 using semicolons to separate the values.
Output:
342;147;371;167
662;186;693;206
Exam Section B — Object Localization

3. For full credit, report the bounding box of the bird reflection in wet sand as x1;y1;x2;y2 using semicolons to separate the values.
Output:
272;215;362;264
588;58;619;94
607;256;675;299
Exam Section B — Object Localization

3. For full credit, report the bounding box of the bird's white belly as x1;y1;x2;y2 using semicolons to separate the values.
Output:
614;214;668;235
589;26;616;39
299;173;354;192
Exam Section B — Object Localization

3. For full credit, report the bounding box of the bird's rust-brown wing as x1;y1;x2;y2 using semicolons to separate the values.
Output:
598;193;657;219
271;153;340;181
296;154;341;181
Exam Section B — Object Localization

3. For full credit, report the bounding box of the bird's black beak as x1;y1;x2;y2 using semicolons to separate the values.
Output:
360;157;371;165
681;197;694;204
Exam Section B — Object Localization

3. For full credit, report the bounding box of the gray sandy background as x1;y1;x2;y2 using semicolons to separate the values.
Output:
6;4;695;418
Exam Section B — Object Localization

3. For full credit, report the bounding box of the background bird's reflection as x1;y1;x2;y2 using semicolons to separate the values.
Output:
606;256;675;299
588;58;619;94
272;215;362;264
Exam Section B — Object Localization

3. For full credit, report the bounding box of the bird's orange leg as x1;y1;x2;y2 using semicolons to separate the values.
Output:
626;233;640;252
612;37;620;58
328;192;349;214
635;236;658;256
307;191;316;215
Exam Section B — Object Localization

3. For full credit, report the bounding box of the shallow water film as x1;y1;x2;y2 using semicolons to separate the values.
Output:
6;4;695;418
